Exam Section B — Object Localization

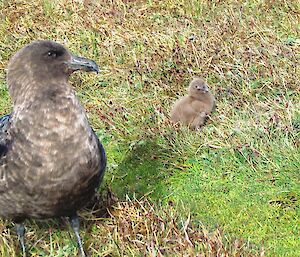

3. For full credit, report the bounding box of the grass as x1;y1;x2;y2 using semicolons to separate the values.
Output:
0;0;299;256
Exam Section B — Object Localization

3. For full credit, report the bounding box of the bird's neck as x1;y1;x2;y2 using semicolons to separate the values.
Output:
11;83;91;143
8;75;69;105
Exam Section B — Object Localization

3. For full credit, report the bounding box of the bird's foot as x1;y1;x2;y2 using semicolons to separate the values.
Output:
69;214;86;257
15;223;26;257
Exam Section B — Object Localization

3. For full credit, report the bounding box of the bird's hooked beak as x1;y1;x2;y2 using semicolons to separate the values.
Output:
66;55;99;74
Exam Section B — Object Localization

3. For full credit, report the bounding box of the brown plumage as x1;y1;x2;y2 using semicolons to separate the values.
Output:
170;77;215;130
0;40;106;256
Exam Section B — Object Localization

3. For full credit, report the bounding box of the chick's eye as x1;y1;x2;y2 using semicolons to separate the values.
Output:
47;51;57;58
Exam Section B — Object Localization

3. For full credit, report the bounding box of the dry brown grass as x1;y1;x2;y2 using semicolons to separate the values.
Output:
93;197;265;257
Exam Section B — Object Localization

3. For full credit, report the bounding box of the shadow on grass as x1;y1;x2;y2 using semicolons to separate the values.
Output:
111;138;173;200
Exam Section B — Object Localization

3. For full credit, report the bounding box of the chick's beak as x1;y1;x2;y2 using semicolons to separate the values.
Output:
66;55;99;73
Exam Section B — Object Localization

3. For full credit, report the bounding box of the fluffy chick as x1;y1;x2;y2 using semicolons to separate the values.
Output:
170;77;215;130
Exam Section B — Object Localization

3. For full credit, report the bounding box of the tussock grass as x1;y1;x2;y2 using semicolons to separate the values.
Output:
0;0;299;256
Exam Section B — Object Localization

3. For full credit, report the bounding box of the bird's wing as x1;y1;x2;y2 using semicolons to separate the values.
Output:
92;129;107;183
97;135;107;180
0;114;11;191
0;114;11;131
0;114;11;157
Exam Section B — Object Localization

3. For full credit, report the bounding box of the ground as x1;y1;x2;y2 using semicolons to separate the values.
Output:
0;0;299;256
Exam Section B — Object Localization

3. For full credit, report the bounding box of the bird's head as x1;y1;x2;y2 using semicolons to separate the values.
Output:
8;40;99;79
188;77;210;96
7;40;99;103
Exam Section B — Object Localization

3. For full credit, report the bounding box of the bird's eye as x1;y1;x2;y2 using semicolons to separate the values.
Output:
47;51;57;58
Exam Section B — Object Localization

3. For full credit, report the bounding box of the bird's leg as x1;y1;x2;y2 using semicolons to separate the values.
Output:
69;214;86;257
15;222;26;257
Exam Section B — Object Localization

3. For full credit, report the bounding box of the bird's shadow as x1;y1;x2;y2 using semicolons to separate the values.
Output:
110;138;173;200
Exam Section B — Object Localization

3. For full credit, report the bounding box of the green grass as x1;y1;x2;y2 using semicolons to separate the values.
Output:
0;0;299;256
